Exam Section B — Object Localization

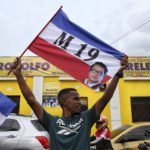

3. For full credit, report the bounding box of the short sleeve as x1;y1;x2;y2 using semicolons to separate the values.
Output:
83;105;98;127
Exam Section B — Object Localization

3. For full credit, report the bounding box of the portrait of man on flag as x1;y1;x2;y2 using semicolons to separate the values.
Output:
83;61;108;89
27;8;125;91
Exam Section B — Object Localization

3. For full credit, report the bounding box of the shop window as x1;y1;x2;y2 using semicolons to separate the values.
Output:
131;97;150;122
7;96;20;114
42;96;59;107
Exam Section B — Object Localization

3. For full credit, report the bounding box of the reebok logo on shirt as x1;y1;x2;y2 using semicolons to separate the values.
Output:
56;118;83;135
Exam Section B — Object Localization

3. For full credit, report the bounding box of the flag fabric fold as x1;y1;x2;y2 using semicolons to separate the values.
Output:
28;9;125;90
0;92;16;125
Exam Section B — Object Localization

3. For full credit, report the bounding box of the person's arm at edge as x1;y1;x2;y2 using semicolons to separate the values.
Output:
12;58;43;122
95;55;128;117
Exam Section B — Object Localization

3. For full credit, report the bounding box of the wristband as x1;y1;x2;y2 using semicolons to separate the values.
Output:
115;72;123;78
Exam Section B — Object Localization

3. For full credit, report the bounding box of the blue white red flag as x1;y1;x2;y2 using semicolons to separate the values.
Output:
28;9;125;90
0;92;16;125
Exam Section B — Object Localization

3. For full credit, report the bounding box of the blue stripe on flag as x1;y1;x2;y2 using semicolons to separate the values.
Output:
52;9;124;60
0;92;16;116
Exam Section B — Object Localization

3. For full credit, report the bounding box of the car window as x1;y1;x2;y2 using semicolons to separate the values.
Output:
125;125;150;141
31;120;46;131
116;125;150;143
110;125;131;139
0;119;20;131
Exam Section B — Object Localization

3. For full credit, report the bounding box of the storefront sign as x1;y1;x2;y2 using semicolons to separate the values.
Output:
43;82;60;95
124;57;150;78
0;56;68;77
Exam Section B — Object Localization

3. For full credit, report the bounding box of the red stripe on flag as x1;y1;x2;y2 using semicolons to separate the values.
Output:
29;37;89;82
101;76;111;84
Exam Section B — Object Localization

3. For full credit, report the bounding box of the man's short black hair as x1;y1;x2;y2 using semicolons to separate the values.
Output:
58;88;77;107
90;62;108;75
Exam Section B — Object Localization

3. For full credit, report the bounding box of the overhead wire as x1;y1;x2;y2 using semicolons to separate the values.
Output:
110;15;150;45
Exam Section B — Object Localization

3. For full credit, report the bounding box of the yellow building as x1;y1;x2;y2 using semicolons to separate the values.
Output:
0;56;110;134
0;56;150;134
120;57;150;125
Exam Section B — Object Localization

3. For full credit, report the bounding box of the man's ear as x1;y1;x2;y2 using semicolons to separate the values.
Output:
62;99;67;107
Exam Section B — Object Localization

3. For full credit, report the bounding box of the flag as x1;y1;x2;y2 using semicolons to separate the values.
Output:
28;9;125;90
0;92;16;125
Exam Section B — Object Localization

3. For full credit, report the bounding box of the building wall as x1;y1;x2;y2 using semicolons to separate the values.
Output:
119;79;150;125
1;56;150;134
0;76;111;135
1;74;150;134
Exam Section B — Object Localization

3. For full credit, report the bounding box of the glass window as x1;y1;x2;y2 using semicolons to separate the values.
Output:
0;119;20;131
31;120;46;131
131;97;150;122
123;126;150;142
42;96;59;107
7;96;20;114
110;125;131;139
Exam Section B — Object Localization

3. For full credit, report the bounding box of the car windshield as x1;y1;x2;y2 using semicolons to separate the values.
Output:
110;125;132;139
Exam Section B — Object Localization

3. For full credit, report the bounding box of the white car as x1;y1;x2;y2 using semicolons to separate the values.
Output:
0;114;50;150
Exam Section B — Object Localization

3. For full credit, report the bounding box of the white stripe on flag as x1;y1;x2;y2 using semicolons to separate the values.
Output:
40;23;120;77
28;9;125;91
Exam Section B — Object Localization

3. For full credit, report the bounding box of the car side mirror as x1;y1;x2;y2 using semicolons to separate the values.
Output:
116;135;128;143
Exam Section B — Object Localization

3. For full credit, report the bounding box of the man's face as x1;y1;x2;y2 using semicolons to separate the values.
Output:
89;64;105;83
96;122;103;130
63;90;81;115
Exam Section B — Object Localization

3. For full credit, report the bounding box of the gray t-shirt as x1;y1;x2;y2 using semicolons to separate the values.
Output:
42;105;97;150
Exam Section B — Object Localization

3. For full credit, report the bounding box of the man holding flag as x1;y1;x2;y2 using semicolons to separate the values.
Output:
9;7;129;150
11;55;128;150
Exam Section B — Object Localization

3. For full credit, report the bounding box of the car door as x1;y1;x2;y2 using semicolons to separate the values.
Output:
114;125;150;150
0;118;24;150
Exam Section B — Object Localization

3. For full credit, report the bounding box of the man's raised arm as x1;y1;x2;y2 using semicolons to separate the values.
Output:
95;55;128;117
12;58;43;121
